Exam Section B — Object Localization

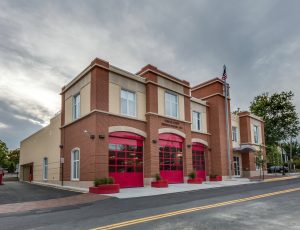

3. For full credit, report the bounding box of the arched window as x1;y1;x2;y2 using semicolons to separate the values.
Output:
71;148;80;180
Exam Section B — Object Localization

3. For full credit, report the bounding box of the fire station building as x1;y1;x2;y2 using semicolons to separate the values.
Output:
19;58;266;189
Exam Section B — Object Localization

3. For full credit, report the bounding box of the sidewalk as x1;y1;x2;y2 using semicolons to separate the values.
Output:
0;193;109;215
106;178;257;199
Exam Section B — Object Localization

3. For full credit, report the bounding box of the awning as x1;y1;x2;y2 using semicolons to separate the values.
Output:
233;145;257;153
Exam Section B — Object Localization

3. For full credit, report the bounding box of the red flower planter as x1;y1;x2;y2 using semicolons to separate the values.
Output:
187;178;203;184
151;180;168;188
209;176;222;181
89;184;120;194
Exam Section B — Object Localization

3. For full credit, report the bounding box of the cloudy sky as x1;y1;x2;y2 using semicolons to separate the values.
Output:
1;0;300;149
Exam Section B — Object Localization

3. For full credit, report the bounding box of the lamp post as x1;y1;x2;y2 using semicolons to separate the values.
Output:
223;65;232;179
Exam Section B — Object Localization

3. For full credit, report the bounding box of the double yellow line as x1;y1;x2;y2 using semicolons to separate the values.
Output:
90;187;300;230
264;175;298;182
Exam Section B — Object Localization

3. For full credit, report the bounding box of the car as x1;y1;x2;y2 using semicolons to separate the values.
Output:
268;166;289;173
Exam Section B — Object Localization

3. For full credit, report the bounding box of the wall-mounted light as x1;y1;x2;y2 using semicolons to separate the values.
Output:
187;144;191;148
152;140;157;144
59;144;63;149
84;130;95;140
99;134;105;139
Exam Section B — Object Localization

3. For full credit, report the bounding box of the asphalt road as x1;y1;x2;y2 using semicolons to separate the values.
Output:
1;178;300;230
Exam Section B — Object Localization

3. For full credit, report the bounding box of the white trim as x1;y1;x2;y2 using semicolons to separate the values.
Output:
158;128;186;138
191;138;208;146
109;126;147;137
71;148;80;181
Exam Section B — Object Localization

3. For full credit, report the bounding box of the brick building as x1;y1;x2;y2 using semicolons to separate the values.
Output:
19;58;266;189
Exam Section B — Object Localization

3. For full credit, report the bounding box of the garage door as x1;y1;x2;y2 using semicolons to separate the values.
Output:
192;143;206;181
159;133;184;183
108;132;144;188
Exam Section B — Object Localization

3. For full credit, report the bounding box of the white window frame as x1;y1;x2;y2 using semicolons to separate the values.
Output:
192;111;201;131
72;93;80;120
120;89;137;117
43;157;48;180
232;126;238;142
71;148;80;181
254;125;259;144
165;91;178;118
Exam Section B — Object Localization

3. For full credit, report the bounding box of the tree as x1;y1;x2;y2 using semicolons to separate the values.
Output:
282;140;300;158
0;140;8;167
7;148;20;172
255;146;267;179
250;91;300;146
266;145;282;166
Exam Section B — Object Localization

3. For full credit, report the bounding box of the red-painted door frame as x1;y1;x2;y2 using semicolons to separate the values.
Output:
192;143;206;181
159;133;184;183
108;132;144;188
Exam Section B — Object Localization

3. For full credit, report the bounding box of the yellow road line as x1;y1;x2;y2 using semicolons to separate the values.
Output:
90;187;300;230
264;176;298;182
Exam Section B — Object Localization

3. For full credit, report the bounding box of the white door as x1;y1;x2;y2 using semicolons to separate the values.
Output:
233;156;241;176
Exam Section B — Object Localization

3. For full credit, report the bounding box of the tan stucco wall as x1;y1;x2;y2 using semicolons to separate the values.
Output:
231;114;240;148
108;72;146;120
190;101;207;133
157;76;184;94
158;87;185;121
20;114;61;183
64;72;91;124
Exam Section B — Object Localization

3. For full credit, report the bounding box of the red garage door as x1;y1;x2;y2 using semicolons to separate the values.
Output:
192;143;206;181
109;132;144;188
159;133;184;183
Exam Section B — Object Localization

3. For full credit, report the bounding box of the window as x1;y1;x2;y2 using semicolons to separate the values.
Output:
165;92;178;118
192;111;201;131
71;149;80;180
253;125;259;144
43;157;48;180
232;126;238;142
73;94;80;120
121;89;136;117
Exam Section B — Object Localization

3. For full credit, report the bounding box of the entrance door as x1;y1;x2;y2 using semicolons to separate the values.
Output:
192;143;206;181
233;156;241;176
159;133;184;183
108;132;144;188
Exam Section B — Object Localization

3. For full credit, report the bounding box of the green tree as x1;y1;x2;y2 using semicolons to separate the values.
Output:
0;140;8;167
250;91;300;146
7;148;20;172
255;146;267;179
266;145;283;166
282;140;300;158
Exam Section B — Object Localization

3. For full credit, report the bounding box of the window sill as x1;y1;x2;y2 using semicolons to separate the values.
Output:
71;179;80;181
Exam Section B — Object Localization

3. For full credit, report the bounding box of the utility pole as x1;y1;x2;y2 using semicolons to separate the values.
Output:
223;65;232;179
290;136;293;172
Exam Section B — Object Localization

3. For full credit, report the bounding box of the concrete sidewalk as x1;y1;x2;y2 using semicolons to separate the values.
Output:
106;178;257;199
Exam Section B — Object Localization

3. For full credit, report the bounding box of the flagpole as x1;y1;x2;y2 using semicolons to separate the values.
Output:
223;65;232;179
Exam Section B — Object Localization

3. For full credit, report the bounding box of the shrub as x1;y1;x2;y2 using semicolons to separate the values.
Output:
188;171;196;179
94;177;115;186
155;173;161;181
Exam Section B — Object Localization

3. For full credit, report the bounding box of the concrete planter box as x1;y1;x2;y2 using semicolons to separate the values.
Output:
187;178;203;184
209;176;222;181
89;184;120;194
151;180;168;188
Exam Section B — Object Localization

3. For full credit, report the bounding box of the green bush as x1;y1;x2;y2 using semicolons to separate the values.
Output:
188;171;196;179
93;177;115;186
155;173;161;181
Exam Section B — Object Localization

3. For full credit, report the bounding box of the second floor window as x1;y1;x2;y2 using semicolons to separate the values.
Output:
254;125;259;144
73;93;80;120
192;111;201;131
165;92;178;118
232;126;238;142
121;89;136;117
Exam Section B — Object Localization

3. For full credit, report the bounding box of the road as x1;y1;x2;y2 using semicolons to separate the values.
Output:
1;178;300;230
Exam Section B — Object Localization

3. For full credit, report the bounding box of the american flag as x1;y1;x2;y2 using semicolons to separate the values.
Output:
222;65;227;81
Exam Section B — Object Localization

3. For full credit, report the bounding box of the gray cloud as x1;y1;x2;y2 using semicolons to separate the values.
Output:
1;0;300;148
